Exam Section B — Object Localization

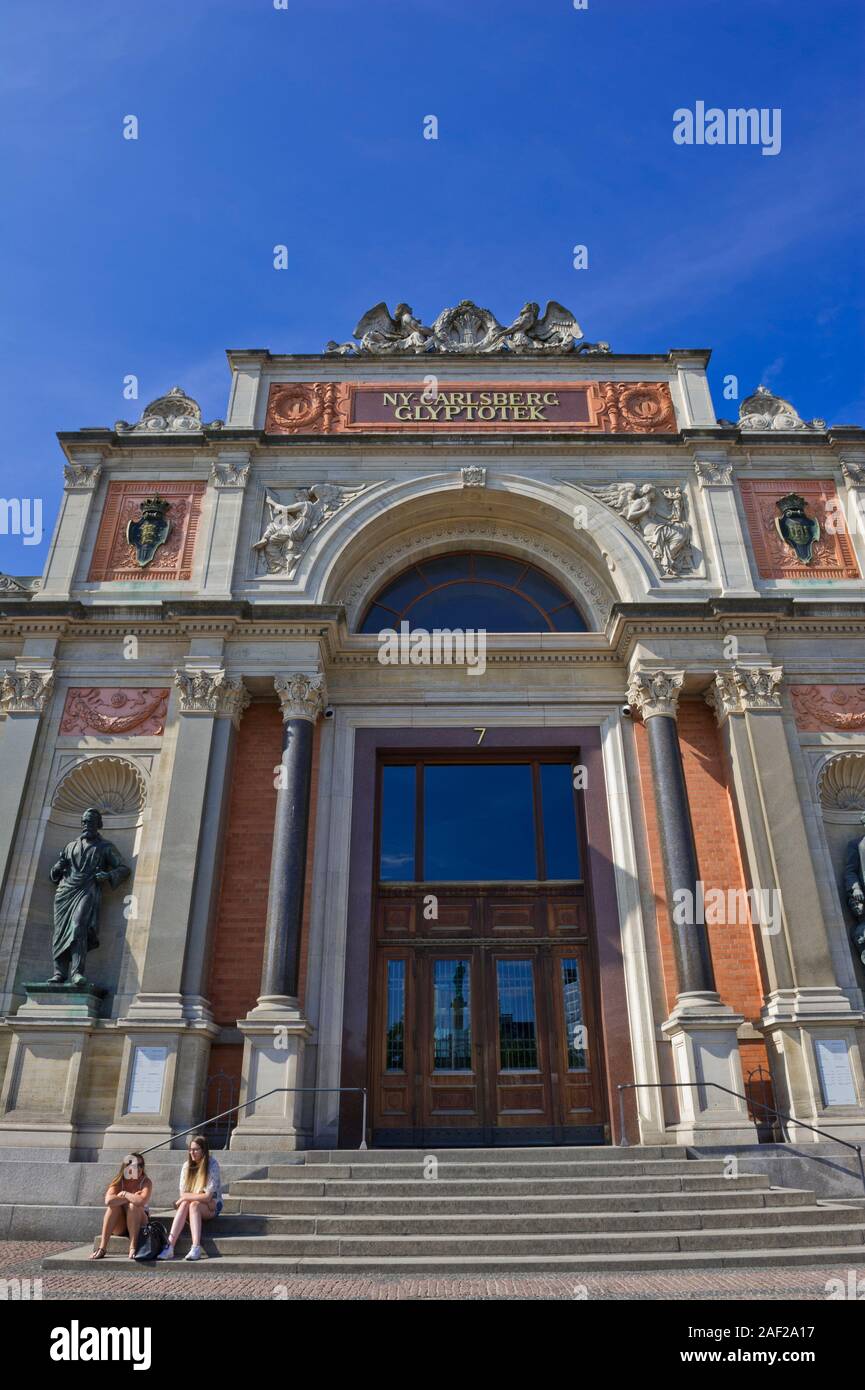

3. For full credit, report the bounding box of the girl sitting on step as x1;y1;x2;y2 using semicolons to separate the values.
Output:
91;1153;152;1260
158;1134;223;1262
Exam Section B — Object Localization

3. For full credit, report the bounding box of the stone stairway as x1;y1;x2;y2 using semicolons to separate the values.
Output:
45;1146;865;1274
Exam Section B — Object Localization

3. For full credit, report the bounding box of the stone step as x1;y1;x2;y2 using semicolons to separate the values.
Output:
297;1146;674;1165
199;1204;857;1237
222;1186;816;1217
44;1242;865;1274
265;1158;731;1181
205;1223;865;1258
228;1172;772;1198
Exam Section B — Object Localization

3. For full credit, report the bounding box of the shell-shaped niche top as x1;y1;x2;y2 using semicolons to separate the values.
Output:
53;756;147;817
115;385;224;435
818;753;865;813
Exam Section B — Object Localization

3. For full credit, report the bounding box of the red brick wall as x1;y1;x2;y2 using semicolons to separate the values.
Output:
677;700;766;1027
633;702;769;1073
207;703;321;1023
207;702;282;1026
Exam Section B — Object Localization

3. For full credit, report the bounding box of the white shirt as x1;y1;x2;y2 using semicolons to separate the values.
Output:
179;1155;222;1203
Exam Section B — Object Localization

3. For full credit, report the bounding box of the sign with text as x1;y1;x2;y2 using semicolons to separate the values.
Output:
264;380;677;435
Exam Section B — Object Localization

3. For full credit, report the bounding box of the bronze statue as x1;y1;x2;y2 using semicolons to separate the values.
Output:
843;810;865;964
48;807;130;986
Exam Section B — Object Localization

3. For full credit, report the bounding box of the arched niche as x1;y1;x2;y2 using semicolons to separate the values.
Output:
13;755;147;1007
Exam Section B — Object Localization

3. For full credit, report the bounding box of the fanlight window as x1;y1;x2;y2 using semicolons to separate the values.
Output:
359;552;588;633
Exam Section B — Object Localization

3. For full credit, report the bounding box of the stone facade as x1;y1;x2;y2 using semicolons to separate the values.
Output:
1;332;864;1155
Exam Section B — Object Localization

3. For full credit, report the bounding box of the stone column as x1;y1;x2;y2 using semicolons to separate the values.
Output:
106;667;249;1151
35;454;103;600
231;671;325;1151
628;669;756;1143
707;666;865;1141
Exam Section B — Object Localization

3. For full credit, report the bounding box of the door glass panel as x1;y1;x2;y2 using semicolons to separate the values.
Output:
424;764;537;880
380;764;416;881
561;957;587;1069
540;762;581;880
433;959;472;1070
497;959;539;1070
385;960;406;1072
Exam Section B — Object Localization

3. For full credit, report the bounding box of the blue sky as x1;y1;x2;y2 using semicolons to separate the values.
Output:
1;0;863;573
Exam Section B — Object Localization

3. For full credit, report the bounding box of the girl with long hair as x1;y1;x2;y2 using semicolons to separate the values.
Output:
91;1152;151;1260
158;1133;223;1261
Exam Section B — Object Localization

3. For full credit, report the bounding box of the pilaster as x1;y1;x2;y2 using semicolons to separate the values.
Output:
706;665;865;1141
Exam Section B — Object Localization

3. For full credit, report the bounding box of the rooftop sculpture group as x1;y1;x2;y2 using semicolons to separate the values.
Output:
326;299;611;356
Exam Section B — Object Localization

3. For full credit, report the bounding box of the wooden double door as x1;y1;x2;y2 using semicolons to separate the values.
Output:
371;886;608;1146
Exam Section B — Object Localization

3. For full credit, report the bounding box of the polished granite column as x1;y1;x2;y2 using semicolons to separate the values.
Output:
628;669;755;1143
231;671;325;1150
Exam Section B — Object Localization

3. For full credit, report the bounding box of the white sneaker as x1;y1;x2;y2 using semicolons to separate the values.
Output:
184;1245;203;1261
157;1244;174;1260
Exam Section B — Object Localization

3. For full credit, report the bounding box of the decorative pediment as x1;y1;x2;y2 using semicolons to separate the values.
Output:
326;299;611;356
115;386;224;435
720;385;825;433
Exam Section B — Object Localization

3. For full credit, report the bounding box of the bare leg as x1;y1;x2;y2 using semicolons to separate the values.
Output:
189;1201;203;1246
93;1200;125;1257
126;1203;145;1257
168;1198;192;1246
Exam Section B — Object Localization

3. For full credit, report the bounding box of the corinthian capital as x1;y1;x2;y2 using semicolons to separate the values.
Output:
174;669;250;726
0;667;55;715
626;669;684;720
705;666;783;724
274;672;327;723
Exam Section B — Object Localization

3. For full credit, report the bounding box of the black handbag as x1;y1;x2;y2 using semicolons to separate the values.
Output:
133;1218;168;1262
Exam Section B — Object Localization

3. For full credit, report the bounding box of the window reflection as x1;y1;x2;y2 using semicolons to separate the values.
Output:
497;959;539;1070
433;960;472;1070
424;764;537;880
360;552;588;634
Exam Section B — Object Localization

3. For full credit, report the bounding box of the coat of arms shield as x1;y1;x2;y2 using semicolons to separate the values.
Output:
126;495;171;567
774;492;820;564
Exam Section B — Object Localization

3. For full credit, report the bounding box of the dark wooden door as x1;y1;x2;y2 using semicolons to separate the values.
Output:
371;888;607;1145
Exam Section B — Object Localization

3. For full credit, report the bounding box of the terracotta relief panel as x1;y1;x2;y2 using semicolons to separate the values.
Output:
738;478;860;580
790;685;865;732
60;687;170;737
87;480;205;582
264;380;677;435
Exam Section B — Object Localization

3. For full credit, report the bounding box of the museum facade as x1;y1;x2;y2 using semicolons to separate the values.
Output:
2;297;865;1155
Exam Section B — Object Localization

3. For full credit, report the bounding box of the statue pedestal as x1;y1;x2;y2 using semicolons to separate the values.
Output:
18;981;105;1022
0;986;104;1154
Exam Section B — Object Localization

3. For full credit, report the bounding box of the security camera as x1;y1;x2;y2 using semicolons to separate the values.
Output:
323;707;335;719
621;704;632;718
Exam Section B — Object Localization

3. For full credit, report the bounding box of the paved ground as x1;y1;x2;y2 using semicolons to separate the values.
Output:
3;1240;865;1300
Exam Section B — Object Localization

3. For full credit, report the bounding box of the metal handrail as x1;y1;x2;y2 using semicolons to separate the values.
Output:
138;1086;368;1156
617;1081;865;1197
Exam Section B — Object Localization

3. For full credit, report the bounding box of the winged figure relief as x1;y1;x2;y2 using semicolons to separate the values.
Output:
510;300;583;352
353;302;436;354
252;483;360;574
590;482;693;576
